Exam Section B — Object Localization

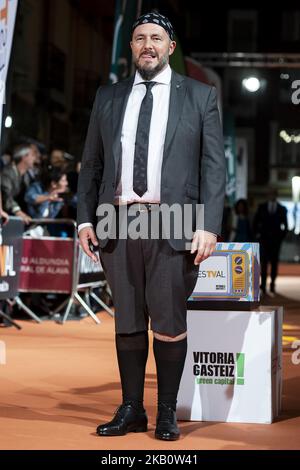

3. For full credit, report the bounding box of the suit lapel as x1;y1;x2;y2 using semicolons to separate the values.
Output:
112;76;134;181
162;71;186;169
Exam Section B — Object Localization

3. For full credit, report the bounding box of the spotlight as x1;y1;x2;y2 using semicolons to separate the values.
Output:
242;77;261;93
4;116;12;128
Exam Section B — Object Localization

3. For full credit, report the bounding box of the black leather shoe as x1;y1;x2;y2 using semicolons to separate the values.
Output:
96;402;148;436
155;403;180;441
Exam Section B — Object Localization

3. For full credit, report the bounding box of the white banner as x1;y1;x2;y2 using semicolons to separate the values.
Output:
197;255;229;294
177;306;283;424
0;0;18;142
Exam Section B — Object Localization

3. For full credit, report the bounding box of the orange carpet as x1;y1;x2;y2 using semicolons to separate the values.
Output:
0;275;299;450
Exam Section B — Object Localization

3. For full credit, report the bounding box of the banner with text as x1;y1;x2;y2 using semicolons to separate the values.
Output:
19;237;74;293
177;307;283;424
0;216;23;298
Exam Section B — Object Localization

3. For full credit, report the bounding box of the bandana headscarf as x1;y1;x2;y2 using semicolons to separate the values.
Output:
132;12;174;40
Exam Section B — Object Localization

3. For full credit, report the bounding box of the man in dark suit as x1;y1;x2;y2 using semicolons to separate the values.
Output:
253;188;288;294
77;12;226;441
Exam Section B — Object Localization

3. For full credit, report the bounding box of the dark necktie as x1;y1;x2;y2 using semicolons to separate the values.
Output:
133;81;156;197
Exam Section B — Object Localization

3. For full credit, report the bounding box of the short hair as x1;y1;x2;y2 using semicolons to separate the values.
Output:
13;144;31;164
40;166;65;190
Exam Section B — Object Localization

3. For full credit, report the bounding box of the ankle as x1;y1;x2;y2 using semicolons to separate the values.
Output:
123;399;145;412
158;401;176;412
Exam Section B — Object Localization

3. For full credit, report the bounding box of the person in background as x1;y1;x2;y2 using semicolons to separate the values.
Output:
253;188;288;294
229;198;253;242
49;148;66;169
25;166;68;219
49;148;74;173
17;142;43;202
221;195;233;241
29;143;42;176
1;143;34;224
0;151;12;171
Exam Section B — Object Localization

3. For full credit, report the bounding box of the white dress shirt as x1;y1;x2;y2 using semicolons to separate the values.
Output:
268;201;277;214
78;65;171;233
114;64;171;204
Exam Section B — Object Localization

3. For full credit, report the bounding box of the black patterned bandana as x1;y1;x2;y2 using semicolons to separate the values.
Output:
132;12;174;40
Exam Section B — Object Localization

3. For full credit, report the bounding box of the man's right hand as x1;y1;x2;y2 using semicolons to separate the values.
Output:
78;226;99;263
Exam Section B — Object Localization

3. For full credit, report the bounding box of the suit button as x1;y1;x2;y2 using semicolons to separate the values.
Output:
112;183;115;188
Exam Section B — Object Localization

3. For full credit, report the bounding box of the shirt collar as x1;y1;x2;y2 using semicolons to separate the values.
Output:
134;64;172;86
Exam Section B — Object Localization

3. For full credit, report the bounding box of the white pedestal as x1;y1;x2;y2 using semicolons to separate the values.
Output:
177;306;283;424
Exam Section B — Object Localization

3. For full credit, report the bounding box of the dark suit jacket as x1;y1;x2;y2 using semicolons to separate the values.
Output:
77;70;226;250
253;202;288;244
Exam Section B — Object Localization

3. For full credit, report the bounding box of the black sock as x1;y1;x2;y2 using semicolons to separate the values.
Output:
115;331;149;409
153;336;187;411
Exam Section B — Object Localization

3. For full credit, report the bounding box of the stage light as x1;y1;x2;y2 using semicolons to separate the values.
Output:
242;77;261;92
280;130;300;144
4;116;12;128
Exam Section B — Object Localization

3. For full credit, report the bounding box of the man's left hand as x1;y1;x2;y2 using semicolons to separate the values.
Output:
191;230;217;265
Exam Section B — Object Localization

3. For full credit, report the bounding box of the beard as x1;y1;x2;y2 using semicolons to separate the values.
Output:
134;51;169;81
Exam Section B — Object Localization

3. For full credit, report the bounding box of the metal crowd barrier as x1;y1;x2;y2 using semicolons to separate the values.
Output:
17;218;113;324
